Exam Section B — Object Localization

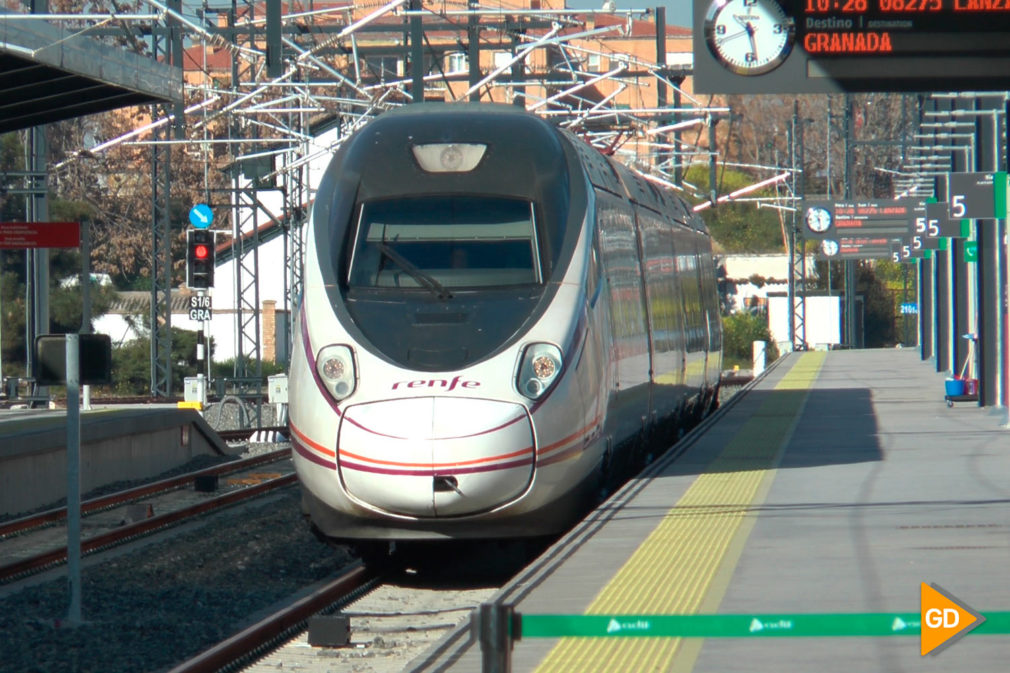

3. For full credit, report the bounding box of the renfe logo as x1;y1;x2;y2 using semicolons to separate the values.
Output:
391;375;480;391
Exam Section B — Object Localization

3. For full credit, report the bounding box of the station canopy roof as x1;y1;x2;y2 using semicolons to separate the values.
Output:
0;9;183;134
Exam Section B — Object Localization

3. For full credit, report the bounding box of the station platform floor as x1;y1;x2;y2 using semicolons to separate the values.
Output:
0;405;210;448
0;405;231;516
416;349;1010;672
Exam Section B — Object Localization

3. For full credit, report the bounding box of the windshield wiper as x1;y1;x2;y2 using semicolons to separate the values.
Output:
376;241;453;300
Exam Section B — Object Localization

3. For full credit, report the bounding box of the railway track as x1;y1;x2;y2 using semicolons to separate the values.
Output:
217;425;289;443
243;576;501;673
0;448;296;583
166;535;547;673
166;564;378;673
0;392;734;673
168;558;513;673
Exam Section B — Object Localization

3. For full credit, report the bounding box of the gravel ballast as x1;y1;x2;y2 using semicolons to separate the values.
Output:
0;489;352;673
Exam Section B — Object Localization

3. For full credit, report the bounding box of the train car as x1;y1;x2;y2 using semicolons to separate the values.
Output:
288;104;722;556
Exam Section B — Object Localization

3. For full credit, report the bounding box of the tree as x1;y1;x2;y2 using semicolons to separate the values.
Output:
684;165;786;253
0;252;116;377
808;259;899;348
857;262;898;348
49;109;226;289
0;270;26;377
0;125;121;375
107;327;204;396
724;93;920;201
722;311;779;370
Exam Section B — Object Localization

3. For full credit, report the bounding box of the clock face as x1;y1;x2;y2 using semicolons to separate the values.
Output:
704;0;795;76
821;239;839;257
805;206;832;233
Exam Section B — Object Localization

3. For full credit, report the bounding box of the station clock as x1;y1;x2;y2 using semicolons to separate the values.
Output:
704;0;795;76
805;205;833;233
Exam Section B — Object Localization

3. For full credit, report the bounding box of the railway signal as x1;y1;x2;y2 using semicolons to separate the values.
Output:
186;229;215;289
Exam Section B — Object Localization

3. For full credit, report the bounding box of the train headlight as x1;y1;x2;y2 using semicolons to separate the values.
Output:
411;143;487;173
516;343;562;400
316;345;356;401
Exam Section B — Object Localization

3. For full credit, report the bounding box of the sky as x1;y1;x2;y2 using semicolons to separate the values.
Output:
564;0;693;28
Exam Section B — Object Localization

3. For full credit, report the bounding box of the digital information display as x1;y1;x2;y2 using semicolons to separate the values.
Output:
801;198;972;261
802;199;912;259
693;0;1010;93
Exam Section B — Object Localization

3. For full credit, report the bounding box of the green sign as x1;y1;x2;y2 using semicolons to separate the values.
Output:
519;611;1010;639
997;171;1008;220
965;241;978;263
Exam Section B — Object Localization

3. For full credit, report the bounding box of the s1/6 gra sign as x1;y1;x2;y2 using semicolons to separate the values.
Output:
189;295;212;321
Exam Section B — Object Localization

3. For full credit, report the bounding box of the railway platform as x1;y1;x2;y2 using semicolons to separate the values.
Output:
414;349;1010;672
0;406;232;517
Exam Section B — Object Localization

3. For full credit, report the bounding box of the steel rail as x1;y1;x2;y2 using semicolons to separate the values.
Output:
0;448;291;539
165;565;377;673
0;474;297;583
218;424;289;441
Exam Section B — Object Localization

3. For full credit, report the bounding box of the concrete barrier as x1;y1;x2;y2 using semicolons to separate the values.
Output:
0;408;235;517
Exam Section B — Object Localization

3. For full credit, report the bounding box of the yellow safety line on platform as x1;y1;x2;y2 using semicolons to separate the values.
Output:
533;351;826;673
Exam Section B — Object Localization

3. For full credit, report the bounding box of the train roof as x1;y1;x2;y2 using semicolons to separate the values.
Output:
559;128;707;235
315;103;581;280
332;103;707;235
342;103;567;203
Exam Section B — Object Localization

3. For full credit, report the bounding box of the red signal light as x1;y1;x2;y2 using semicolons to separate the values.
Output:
187;229;216;289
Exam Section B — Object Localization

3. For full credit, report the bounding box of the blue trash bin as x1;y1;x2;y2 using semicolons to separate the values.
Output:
945;378;964;397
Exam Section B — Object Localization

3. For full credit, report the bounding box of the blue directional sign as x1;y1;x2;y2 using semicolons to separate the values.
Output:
189;203;213;229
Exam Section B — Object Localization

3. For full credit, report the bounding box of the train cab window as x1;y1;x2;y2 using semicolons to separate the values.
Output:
347;196;543;290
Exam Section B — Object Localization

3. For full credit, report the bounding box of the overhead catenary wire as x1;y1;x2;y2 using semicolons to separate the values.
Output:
44;1;782;238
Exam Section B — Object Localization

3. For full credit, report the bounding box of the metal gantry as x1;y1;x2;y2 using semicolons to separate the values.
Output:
901;92;1009;412
33;1;807;400
148;0;184;398
788;103;807;352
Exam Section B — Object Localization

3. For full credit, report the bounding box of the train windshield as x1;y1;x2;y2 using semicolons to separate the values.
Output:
347;196;543;290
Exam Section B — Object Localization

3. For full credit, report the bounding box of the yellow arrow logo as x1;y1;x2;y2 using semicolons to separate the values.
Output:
921;583;986;656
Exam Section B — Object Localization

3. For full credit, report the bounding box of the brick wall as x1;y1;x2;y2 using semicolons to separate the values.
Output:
262;299;277;363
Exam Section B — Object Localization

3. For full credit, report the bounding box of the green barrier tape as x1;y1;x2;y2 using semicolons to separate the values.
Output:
520;612;1010;638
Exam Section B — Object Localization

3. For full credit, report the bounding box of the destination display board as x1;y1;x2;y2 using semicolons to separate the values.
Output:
693;0;1010;93
802;199;910;259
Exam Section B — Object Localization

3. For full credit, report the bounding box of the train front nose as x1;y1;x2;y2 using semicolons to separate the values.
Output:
337;398;534;517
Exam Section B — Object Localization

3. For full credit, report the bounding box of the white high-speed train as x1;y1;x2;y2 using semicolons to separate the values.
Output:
288;104;722;558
